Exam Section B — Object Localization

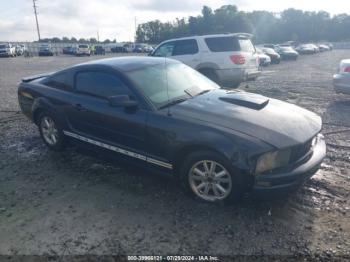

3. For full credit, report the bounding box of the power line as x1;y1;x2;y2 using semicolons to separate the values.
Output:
33;0;41;41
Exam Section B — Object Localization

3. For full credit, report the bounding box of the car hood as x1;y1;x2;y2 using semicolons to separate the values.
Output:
171;89;322;148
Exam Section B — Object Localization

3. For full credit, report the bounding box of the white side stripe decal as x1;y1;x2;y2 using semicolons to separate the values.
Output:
63;131;173;169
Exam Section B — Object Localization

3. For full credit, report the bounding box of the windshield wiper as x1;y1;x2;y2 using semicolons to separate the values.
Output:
158;98;188;110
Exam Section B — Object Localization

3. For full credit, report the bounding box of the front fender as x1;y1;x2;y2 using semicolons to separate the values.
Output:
173;126;273;173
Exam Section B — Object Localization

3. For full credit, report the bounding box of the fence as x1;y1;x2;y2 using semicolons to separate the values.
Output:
10;42;122;56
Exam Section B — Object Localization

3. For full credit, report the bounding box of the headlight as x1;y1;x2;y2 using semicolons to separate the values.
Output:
255;149;291;174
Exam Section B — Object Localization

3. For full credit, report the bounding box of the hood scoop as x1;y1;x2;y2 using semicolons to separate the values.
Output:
219;92;269;110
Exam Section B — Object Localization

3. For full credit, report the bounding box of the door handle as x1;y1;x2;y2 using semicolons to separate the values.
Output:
74;103;87;112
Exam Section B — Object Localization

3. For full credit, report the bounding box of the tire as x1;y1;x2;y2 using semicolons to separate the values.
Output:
198;68;219;84
38;111;65;151
179;150;243;204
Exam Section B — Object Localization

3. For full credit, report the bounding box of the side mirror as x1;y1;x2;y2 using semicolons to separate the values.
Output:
108;95;138;109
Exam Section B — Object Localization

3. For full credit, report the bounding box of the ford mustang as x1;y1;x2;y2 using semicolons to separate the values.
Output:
18;57;326;203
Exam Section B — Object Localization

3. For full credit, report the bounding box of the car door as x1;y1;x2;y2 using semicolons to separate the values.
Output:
171;39;201;68
152;41;175;57
66;69;148;155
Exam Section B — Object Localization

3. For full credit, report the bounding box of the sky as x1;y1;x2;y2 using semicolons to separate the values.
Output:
0;0;349;42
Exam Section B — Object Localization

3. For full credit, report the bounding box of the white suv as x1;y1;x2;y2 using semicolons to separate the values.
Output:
76;44;91;56
150;33;260;87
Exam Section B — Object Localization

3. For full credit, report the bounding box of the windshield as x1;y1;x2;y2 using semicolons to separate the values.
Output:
280;46;294;51
0;44;9;48
79;45;88;48
262;48;275;54
126;62;219;109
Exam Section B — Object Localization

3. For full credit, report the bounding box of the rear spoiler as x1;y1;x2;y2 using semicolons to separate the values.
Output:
232;33;253;39
21;72;53;83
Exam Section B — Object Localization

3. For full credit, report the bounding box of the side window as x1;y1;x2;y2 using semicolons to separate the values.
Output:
173;39;198;56
46;72;72;91
75;71;131;99
205;37;240;52
152;42;175;57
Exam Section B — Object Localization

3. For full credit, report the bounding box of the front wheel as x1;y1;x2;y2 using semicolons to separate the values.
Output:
180;151;243;203
38;112;65;151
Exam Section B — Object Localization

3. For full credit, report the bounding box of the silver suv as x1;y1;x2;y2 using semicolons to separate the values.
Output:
151;33;260;88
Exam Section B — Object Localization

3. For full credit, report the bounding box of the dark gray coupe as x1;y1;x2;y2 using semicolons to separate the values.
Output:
18;57;326;203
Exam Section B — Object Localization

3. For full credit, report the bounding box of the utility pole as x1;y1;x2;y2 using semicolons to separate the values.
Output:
134;17;137;43
97;30;100;43
33;0;41;41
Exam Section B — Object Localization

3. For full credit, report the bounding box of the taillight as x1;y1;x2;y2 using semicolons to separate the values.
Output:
230;55;245;65
344;67;350;73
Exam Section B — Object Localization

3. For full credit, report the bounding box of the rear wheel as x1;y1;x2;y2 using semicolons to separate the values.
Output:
38;112;65;151
180;151;243;203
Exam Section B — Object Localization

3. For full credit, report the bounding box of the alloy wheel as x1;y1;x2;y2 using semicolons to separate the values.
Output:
40;116;59;146
189;160;232;201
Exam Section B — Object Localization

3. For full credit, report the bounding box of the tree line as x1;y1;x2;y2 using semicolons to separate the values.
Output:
136;5;350;44
38;37;117;44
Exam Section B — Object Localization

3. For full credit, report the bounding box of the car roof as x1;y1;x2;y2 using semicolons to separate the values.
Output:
341;59;350;66
160;33;253;43
74;56;180;72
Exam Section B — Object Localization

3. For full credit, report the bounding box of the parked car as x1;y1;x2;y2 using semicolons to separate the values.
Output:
18;57;326;203
295;44;317;55
326;43;333;50
318;44;330;52
333;59;350;95
309;44;320;53
261;47;281;64
75;44;91;56
142;45;154;53
111;44;127;53
94;45;106;55
38;44;54;56
262;44;276;49
275;46;298;60
133;44;144;53
281;41;299;48
150;33;260;88
123;43;135;53
0;43;16;57
256;48;271;66
15;44;25;56
62;46;75;55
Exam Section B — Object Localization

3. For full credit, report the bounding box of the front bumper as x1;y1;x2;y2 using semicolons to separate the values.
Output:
252;135;326;196
333;73;350;94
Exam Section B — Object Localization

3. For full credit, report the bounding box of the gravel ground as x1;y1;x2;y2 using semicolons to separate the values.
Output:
0;52;350;260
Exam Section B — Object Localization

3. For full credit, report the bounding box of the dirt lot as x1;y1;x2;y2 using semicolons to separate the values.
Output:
0;52;350;260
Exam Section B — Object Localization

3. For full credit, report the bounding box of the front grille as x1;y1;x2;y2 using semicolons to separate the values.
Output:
289;138;313;164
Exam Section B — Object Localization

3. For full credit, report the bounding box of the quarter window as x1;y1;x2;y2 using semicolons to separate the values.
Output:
75;71;131;99
46;72;72;91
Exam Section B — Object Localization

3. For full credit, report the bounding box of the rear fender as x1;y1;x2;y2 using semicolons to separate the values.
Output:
31;97;65;127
